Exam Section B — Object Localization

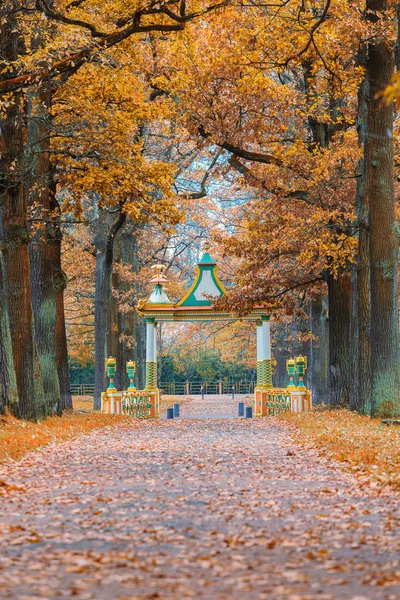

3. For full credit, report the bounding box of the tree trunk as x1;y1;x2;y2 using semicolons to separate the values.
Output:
309;295;329;404
352;56;371;413
366;0;399;416
111;230;146;391
0;241;19;414
0;7;37;420
326;273;352;406
133;310;146;389
94;235;114;410
93;209;126;410
109;263;123;388
27;73;65;415
274;323;290;388
54;242;72;410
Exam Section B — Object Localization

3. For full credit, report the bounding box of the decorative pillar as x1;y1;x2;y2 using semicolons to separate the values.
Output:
263;316;272;387
256;316;272;388
145;318;157;390
126;360;136;391
102;357;123;415
289;355;312;413
255;315;272;417
105;357;117;390
286;358;296;390
256;321;263;388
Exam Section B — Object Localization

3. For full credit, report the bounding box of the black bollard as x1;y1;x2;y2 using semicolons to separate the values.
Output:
166;407;174;419
173;403;180;418
245;406;253;419
238;401;245;417
231;385;235;399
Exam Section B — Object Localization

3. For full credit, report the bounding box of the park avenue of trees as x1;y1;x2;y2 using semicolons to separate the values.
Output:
1;0;400;420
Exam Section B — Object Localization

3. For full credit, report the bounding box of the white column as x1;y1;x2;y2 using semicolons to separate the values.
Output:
256;323;263;361
146;320;157;362
146;319;157;389
256;322;263;388
257;318;271;361
262;318;271;360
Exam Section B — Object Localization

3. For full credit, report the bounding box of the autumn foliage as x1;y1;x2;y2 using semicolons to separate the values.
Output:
0;410;126;467
281;409;400;491
0;0;400;420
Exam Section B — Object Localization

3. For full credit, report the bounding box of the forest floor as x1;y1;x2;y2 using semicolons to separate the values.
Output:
279;409;400;492
0;395;190;465
0;395;399;599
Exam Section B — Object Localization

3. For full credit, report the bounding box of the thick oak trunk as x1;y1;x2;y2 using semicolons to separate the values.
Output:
352;56;371;414
55;258;72;410
93;209;126;410
309;296;329;404
28;82;62;415
120;231;146;389
133;311;146;389
366;0;399;416
1;176;36;420
0;7;37;420
0;243;18;414
327;273;352;406
94;235;113;410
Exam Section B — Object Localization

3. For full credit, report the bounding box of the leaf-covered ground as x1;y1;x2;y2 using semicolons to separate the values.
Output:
0;411;127;466
0;396;191;465
280;409;400;491
0;396;399;599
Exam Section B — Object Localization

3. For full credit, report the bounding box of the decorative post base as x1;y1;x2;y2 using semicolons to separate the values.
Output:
102;389;160;418
290;389;312;412
148;389;160;418
101;391;123;415
254;388;265;416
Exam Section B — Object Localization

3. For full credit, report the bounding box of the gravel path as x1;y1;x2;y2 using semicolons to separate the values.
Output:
0;397;399;599
179;393;252;419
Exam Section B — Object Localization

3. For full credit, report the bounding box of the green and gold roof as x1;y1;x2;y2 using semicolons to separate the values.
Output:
137;253;269;322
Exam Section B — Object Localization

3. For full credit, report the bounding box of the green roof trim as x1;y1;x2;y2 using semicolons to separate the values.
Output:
199;252;215;265
147;283;172;305
176;253;227;307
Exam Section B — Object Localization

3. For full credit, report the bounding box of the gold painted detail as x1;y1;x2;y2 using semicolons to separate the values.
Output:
145;361;157;389
264;389;291;415
122;392;153;418
265;359;272;387
256;359;272;387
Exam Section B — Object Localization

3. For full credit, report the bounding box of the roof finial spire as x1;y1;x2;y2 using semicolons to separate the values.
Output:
150;264;168;284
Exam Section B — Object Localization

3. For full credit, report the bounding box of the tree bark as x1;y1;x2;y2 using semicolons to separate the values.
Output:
309;295;329;404
54;239;72;410
366;0;399;416
133;310;146;389
125;230;146;389
0;240;19;414
0;5;37;420
93;208;126;409
28;82;62;415
326;273;352;406
109;230;146;391
352;57;371;413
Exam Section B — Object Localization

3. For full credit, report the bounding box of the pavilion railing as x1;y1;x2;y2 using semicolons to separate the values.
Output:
264;389;292;415
122;392;154;419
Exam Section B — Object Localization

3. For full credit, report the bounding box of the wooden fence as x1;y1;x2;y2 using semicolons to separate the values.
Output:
71;382;255;396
